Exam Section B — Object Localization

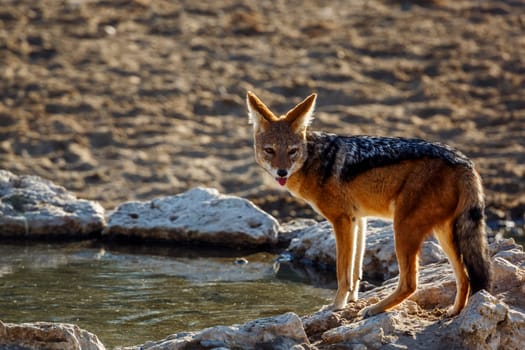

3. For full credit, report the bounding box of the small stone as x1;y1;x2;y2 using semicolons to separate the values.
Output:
233;257;249;265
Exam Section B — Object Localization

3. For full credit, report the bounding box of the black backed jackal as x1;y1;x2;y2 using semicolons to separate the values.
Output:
247;91;491;317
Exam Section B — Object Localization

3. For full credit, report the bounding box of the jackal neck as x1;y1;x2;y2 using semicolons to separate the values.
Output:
302;131;473;184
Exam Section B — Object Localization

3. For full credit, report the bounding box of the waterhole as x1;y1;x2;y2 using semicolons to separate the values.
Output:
0;242;335;348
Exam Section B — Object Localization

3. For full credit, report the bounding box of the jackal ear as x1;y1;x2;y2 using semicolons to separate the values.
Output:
246;91;278;131
285;93;317;132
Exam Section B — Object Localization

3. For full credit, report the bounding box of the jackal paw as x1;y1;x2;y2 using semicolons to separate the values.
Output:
320;303;345;312
348;290;359;302
358;305;381;318
445;306;461;318
320;304;335;312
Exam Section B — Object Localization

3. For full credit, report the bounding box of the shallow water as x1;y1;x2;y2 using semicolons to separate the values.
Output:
0;242;334;349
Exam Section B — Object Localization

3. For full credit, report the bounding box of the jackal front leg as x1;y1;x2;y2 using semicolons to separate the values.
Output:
349;217;366;302
331;215;358;310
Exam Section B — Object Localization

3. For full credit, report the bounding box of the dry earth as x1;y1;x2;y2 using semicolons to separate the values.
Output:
1;0;524;224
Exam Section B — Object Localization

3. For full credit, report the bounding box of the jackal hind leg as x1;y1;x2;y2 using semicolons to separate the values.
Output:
434;224;470;316
359;220;427;317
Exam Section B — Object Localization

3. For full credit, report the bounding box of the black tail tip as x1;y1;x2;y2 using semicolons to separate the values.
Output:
470;264;492;294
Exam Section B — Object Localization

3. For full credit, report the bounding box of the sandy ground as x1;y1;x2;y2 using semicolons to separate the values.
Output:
0;0;524;225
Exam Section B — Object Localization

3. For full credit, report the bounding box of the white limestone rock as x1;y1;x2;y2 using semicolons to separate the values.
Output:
450;290;525;350
301;238;525;350
119;312;309;350
0;170;105;238
104;187;279;246
0;321;105;350
321;311;402;348
314;290;525;350
287;221;336;267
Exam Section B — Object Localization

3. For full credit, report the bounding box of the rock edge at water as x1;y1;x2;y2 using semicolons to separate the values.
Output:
0;170;105;238
119;312;309;350
0;321;105;350
0;170;280;247
103;187;280;247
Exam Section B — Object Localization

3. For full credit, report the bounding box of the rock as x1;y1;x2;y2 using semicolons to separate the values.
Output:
321;311;402;348
287;221;336;268
490;238;525;266
104;187;279;246
356;262;458;311
490;240;525;310
357;239;525;312
406;263;457;310
120;312;309;350
448;290;525;350
0;321;105;350
0;170;105;238
287;219;446;279
299;238;525;350
313;290;525;350
278;218;318;246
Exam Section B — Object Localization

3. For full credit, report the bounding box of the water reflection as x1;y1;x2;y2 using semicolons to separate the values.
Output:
0;241;333;348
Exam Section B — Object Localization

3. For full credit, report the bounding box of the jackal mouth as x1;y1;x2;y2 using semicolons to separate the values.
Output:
275;177;288;186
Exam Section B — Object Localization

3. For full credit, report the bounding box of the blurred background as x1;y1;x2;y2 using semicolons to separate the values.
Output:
0;0;524;233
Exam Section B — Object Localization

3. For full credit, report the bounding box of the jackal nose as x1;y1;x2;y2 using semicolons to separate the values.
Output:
277;169;288;178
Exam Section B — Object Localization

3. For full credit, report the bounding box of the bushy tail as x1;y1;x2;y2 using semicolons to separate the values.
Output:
454;170;492;294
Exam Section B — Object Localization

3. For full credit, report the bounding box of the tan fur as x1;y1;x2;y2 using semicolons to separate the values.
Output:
247;92;490;317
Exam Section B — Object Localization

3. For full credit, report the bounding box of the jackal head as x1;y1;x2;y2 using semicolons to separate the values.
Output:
246;91;317;186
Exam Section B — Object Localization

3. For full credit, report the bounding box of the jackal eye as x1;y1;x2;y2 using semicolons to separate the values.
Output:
263;147;275;156
288;148;299;157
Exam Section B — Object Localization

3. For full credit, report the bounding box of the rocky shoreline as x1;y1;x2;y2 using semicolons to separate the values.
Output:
1;170;524;349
